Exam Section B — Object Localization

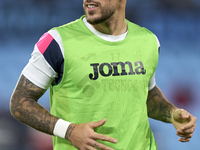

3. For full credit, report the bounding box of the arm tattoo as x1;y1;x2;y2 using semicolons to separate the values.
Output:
147;86;176;123
65;124;76;140
10;75;59;135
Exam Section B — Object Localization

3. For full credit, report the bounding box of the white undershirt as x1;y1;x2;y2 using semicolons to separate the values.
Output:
83;17;128;42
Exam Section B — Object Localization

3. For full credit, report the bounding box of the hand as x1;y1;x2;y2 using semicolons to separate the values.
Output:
65;118;117;150
172;109;197;142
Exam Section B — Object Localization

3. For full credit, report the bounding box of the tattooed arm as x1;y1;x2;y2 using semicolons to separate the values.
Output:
147;86;197;142
147;85;176;123
10;75;117;149
10;74;59;135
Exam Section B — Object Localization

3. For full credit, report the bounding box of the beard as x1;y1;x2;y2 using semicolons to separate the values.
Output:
84;7;115;25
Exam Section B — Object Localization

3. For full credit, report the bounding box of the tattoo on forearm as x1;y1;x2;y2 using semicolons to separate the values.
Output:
147;86;175;122
10;75;58;135
66;124;76;140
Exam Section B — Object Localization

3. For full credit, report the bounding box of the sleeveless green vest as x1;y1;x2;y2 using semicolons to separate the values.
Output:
50;16;159;150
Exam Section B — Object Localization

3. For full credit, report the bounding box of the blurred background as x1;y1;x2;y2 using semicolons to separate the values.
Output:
0;0;200;149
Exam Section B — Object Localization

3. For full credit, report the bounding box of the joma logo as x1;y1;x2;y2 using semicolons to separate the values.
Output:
89;61;146;80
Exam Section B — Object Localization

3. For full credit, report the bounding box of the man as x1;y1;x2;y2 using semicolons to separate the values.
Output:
10;0;196;149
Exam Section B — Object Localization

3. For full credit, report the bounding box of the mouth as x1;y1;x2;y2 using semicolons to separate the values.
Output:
86;4;98;11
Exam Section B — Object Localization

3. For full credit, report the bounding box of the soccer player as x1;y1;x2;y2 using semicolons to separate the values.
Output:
10;0;196;149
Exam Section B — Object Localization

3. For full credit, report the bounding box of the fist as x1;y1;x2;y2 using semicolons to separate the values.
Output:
172;109;189;130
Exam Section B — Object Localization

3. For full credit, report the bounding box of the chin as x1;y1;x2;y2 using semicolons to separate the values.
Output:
86;15;106;25
86;16;98;25
86;19;97;25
